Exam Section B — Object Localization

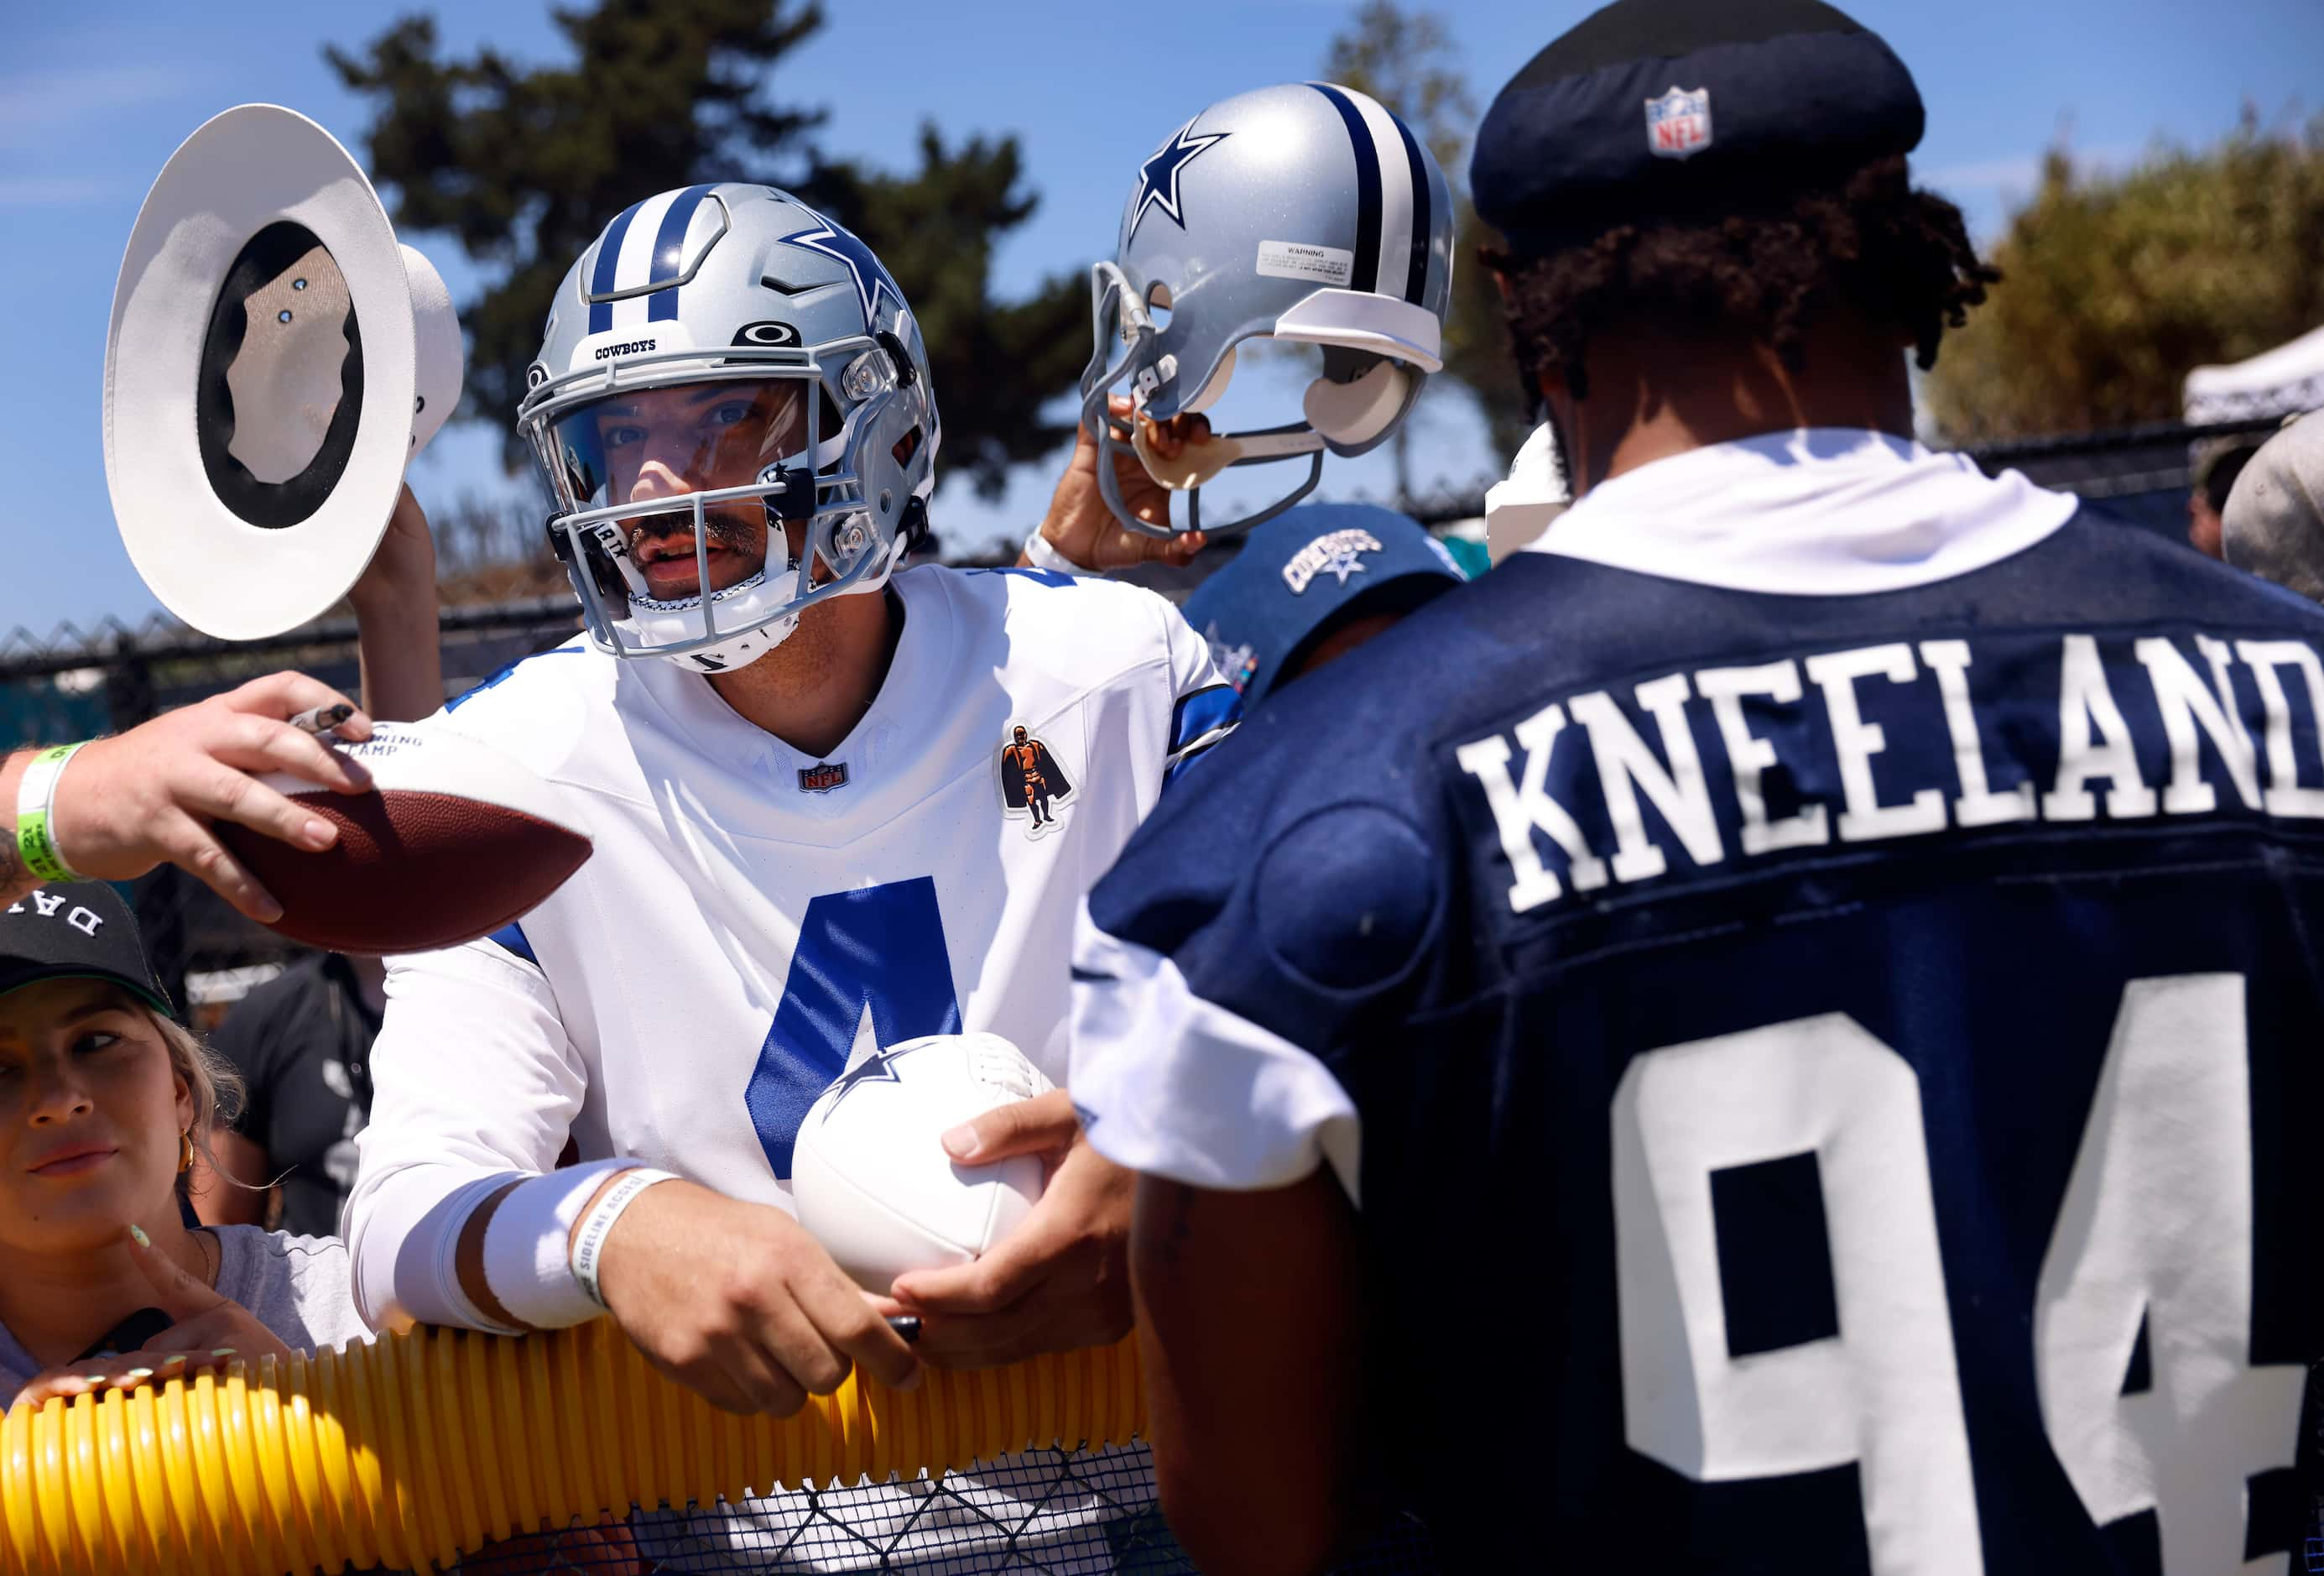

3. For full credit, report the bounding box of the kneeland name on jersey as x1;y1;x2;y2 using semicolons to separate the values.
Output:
1457;628;2324;914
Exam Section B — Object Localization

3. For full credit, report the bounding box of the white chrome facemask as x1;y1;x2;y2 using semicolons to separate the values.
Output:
524;347;911;673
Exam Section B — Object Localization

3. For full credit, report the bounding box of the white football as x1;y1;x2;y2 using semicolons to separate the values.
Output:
791;1031;1053;1293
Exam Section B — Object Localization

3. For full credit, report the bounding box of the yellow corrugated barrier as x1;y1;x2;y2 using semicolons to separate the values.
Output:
0;1321;1146;1576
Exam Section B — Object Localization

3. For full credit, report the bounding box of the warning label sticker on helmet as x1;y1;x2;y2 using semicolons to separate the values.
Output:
1255;241;1354;286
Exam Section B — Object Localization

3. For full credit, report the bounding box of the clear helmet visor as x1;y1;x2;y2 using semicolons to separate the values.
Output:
541;376;820;621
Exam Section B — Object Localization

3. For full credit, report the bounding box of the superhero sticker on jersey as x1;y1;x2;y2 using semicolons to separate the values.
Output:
997;722;1076;840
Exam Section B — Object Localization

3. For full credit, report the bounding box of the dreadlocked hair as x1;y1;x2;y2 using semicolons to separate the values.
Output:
1491;154;1999;401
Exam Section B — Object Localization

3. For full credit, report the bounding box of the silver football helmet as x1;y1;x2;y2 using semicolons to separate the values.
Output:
1081;83;1456;539
518;185;938;672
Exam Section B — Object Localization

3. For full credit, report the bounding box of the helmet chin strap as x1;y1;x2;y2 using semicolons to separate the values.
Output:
624;553;806;674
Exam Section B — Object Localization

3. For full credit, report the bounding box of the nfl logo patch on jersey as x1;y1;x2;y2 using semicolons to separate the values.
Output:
798;761;849;794
1645;86;1712;160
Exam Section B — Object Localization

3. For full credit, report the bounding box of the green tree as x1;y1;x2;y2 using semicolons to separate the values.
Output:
327;0;1086;505
1925;113;2324;443
1323;2;1534;488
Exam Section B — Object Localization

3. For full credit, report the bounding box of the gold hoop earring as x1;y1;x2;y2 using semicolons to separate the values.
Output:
178;1130;194;1174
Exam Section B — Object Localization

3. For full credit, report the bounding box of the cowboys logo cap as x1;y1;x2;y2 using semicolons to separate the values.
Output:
0;884;175;1018
1180;503;1466;712
1471;0;1925;254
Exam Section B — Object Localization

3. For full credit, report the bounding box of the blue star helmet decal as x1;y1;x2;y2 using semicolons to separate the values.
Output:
778;206;906;327
1128;117;1229;243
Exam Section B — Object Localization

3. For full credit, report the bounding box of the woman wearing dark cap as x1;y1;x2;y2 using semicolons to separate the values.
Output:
0;881;368;1407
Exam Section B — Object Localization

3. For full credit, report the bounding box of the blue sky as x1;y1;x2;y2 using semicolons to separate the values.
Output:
4;0;2320;634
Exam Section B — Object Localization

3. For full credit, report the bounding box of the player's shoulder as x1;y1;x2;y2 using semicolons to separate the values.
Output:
908;562;1191;694
424;634;615;780
1096;605;1461;962
2045;505;2324;630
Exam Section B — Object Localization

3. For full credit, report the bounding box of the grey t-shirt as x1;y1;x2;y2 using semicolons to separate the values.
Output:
0;1229;372;1400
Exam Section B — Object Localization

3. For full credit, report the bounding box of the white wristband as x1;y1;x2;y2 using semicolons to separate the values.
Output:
1022;529;1100;577
571;1167;678;1310
479;1158;637;1330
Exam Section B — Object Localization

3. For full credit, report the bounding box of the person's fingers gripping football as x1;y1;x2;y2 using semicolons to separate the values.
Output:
155;809;283;922
221;672;376;749
886;1200;1057;1319
181;739;351;855
940;1088;1080;1166
206;711;374;796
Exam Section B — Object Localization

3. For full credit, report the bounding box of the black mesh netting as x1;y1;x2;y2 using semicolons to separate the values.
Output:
440;1441;1439;1574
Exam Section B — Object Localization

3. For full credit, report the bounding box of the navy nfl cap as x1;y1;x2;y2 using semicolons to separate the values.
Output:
1181;504;1466;712
0;882;174;1017
1472;0;1924;254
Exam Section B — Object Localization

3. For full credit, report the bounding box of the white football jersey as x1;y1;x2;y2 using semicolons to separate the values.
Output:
352;563;1227;1280
345;563;1229;1568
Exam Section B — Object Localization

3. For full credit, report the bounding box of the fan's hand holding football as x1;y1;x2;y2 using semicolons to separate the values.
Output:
10;1228;294;1411
878;1090;1134;1368
1028;395;1211;572
592;1177;921;1417
37;672;375;921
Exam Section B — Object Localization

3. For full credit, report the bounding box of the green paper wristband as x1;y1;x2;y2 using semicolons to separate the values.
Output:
17;744;86;884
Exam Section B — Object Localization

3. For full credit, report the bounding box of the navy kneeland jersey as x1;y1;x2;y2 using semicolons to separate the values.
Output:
1075;472;2324;1573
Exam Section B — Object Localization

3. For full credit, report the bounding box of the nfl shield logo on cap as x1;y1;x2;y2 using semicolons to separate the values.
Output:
1644;86;1713;160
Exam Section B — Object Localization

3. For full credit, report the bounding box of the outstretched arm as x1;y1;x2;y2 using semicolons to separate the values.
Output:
0;672;375;916
0;488;439;915
349;484;445;724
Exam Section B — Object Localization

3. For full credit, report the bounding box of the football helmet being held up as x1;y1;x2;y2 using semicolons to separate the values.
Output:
1080;84;1456;540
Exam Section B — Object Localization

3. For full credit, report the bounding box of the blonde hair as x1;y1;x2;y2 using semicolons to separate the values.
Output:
121;994;245;1199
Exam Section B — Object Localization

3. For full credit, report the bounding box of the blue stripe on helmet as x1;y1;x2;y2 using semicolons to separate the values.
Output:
1309;84;1381;295
646;183;717;323
586;199;646;335
1389;112;1431;305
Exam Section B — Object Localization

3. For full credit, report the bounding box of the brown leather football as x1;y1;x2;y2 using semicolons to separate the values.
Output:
218;723;591;953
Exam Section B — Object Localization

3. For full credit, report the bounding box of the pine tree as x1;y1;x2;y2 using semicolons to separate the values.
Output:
328;0;1086;509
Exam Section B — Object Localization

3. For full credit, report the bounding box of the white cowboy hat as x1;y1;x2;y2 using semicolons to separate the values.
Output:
104;103;463;639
